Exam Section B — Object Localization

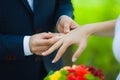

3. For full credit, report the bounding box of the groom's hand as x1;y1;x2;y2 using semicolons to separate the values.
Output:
57;15;78;34
29;33;61;55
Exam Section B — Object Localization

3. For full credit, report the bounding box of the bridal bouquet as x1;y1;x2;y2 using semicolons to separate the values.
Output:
44;65;104;80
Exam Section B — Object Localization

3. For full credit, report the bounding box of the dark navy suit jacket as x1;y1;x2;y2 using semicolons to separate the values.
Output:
0;0;73;80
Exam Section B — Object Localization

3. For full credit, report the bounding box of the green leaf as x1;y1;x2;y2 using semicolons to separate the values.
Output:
47;71;54;76
59;76;67;80
44;77;50;80
85;73;100;80
60;69;68;75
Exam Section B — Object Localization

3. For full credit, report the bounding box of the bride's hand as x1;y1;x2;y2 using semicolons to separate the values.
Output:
42;26;91;63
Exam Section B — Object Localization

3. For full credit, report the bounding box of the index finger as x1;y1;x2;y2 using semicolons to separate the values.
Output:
41;39;63;56
52;41;71;63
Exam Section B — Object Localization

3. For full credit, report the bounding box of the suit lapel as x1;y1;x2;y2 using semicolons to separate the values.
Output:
20;0;33;15
34;0;41;14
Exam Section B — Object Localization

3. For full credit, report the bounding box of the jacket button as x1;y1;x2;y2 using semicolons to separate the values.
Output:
5;56;16;61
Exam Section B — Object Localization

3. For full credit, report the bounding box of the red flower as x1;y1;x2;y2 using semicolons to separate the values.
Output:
67;74;76;80
67;65;89;80
75;65;89;78
88;66;104;80
74;76;87;80
67;68;75;73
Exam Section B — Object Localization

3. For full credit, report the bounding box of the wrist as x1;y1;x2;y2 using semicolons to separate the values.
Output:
80;24;95;36
84;23;99;36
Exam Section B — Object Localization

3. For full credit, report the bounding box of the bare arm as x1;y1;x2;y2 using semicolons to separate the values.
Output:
42;20;117;63
86;20;116;37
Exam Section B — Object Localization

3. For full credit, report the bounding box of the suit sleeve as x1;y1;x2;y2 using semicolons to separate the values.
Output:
55;0;74;23
0;34;25;60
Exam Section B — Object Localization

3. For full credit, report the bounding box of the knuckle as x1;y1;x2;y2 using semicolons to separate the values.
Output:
58;50;64;55
80;46;85;51
65;38;72;44
43;46;49;51
31;47;36;53
75;54;80;58
47;39;55;45
80;46;85;50
74;52;80;57
34;39;39;43
30;38;39;45
81;44;86;50
45;41;51;45
30;40;35;45
49;40;54;44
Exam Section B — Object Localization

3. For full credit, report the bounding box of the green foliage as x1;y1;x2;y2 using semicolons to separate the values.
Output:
60;69;68;75
70;0;120;80
44;71;54;80
44;77;50;80
59;76;67;80
85;73;100;80
47;71;54;76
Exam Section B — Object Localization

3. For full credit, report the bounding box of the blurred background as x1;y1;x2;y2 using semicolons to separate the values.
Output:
62;0;120;80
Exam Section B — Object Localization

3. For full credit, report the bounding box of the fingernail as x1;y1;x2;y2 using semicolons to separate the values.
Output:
52;60;55;63
72;58;77;62
42;52;46;56
48;32;52;34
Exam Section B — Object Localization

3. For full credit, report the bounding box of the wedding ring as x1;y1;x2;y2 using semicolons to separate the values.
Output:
48;32;52;34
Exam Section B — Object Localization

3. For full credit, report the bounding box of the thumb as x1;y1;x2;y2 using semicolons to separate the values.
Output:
71;22;79;30
63;23;70;34
71;24;78;29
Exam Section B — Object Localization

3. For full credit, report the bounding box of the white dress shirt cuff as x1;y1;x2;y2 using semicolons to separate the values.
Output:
23;36;33;56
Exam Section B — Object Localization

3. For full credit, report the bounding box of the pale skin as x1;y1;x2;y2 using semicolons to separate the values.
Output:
29;16;78;55
29;33;60;55
42;20;116;63
57;15;78;34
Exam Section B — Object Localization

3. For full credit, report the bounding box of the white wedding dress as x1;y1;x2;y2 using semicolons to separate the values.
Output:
113;16;120;80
